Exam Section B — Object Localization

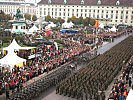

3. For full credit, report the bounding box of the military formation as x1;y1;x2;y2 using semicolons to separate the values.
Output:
56;36;133;100
8;66;71;100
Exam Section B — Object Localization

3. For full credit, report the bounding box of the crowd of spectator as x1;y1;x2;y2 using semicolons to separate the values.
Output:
108;56;133;100
0;32;91;98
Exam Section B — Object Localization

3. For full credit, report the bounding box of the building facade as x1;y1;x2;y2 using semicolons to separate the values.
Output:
37;0;133;26
0;0;36;17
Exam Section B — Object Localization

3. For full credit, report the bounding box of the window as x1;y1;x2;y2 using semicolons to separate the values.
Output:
16;26;18;29
126;16;128;19
126;11;128;14
97;15;99;18
121;11;123;14
85;14;87;17
85;10;87;12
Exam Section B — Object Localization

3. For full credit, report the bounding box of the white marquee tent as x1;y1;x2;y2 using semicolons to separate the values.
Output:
69;21;74;27
110;26;117;32
47;22;56;28
62;22;71;28
3;39;36;51
0;50;26;71
3;39;21;51
126;89;133;100
28;25;39;34
99;23;104;29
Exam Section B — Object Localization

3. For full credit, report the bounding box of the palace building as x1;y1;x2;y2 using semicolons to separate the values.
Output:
37;0;133;26
0;0;36;17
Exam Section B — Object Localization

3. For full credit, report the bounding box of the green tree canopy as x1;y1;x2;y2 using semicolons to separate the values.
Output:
56;17;65;24
24;13;31;20
90;18;96;26
0;10;12;22
32;15;37;21
45;15;52;22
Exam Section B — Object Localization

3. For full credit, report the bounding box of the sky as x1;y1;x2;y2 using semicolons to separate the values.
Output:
25;0;41;3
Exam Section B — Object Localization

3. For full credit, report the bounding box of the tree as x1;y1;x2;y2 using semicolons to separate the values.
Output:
56;17;65;24
90;19;96;26
24;13;31;20
67;18;72;22
32;15;37;21
0;12;12;22
45;15;52;22
0;10;4;14
78;17;83;24
83;17;90;26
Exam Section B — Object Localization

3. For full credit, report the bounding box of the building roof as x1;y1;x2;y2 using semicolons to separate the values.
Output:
0;1;35;6
38;0;133;6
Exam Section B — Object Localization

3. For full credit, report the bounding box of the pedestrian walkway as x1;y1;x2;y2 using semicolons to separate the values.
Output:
97;34;131;54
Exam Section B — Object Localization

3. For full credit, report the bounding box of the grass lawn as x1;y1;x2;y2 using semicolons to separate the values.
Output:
0;43;9;48
57;43;64;49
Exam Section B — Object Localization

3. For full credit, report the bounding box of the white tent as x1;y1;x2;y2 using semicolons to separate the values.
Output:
3;39;21;51
62;22;71;28
42;21;48;24
126;89;133;100
47;22;56;28
28;25;39;34
110;26;117;32
35;19;40;23
99;23;104;29
69;21;74;27
3;39;36;51
0;50;26;71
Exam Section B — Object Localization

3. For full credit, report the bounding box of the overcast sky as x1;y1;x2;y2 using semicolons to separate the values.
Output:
25;0;41;3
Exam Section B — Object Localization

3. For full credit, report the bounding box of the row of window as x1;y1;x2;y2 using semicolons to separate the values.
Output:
42;9;131;20
15;26;25;29
42;8;130;15
0;8;36;14
43;5;131;9
43;11;130;21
